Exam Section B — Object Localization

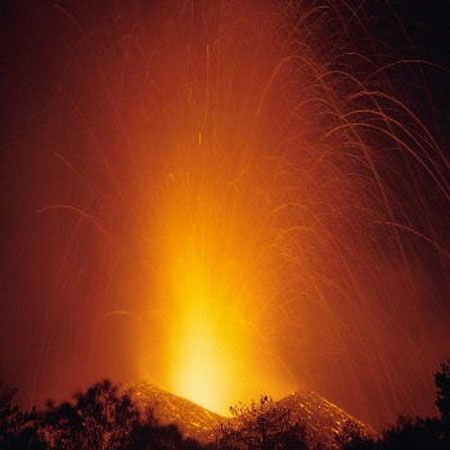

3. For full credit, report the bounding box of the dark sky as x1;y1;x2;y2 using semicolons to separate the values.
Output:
1;0;450;430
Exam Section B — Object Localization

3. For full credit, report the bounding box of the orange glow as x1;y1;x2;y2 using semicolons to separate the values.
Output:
5;0;450;430
127;0;450;416
150;126;297;413
132;3;303;411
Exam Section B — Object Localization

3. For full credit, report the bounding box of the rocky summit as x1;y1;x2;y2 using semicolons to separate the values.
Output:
127;383;375;448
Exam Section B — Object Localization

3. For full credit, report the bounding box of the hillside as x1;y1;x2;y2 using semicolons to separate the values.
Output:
127;383;375;447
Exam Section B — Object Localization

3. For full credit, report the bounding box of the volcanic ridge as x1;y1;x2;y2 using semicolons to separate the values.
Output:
127;383;375;448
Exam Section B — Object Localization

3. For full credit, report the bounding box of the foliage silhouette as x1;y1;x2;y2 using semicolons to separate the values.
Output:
42;379;139;449
334;419;376;450
126;416;205;450
337;358;450;450
0;382;45;450
0;379;207;449
0;382;20;447
217;395;308;450
435;359;450;426
1;359;450;449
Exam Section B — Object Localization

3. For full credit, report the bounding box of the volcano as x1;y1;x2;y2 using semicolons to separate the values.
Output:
127;383;375;447
128;383;223;443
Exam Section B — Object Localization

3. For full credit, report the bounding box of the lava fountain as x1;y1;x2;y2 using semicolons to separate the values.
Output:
3;0;450;427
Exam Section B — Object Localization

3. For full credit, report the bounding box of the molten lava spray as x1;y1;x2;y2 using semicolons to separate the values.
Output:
137;1;305;411
2;0;450;428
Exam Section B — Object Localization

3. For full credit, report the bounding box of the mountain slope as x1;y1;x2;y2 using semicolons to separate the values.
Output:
128;383;222;442
278;391;375;448
127;383;375;447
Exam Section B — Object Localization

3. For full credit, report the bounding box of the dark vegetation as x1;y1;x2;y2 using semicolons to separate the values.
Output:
1;360;449;449
336;360;450;450
0;380;202;450
218;395;307;450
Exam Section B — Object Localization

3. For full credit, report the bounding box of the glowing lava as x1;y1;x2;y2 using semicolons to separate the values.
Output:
154;130;296;413
6;0;449;428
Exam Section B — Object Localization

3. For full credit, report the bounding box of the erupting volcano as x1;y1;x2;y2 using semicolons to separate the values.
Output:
1;0;450;434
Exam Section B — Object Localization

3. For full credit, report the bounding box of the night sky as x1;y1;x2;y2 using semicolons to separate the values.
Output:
1;0;450;430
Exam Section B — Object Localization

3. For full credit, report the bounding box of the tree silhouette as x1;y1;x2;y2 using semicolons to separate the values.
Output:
337;358;450;450
0;382;20;446
218;395;307;450
42;379;139;449
20;379;208;449
126;413;205;450
335;419;377;450
380;415;447;450
0;382;45;450
435;359;450;426
2;359;450;449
